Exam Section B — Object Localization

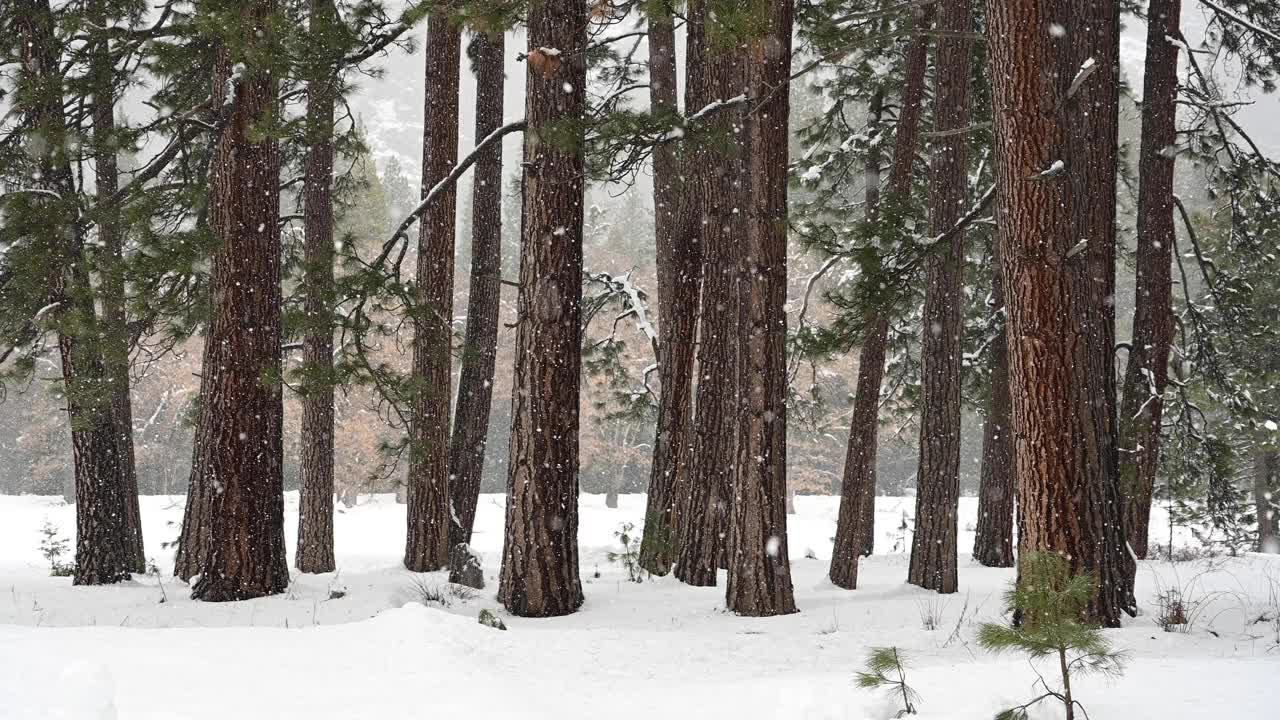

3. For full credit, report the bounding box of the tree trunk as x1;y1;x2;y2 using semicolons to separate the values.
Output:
188;0;289;601
675;7;747;587
405;12;462;572
908;0;973;594
1256;450;1277;553
497;0;587;618
985;0;1130;626
1068;0;1136;621
973;242;1015;567
16;0;135;586
1120;0;1181;561
174;47;234;582
639;2;699;577
830;4;933;587
447;29;505;553
295;0;339;575
89;0;144;573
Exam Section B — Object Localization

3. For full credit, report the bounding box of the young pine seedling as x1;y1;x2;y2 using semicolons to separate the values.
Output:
855;646;919;717
978;552;1127;720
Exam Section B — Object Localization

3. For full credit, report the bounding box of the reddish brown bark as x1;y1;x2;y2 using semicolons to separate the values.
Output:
830;6;933;588
447;29;505;552
675;7;747;587
639;3;699;577
295;0;339;574
727;0;798;617
405;12;462;572
188;0;289;601
1120;0;1181;560
498;0;587;617
985;0;1132;626
908;0;973;594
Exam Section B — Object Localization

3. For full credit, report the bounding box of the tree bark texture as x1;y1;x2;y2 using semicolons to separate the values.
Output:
1119;0;1181;560
90;0;145;573
497;0;587;617
187;0;289;601
174;46;235;582
405;12;462;572
726;0;798;617
985;0;1131;626
16;0;135;586
295;0;339;574
908;0;973;594
830;6;933;587
675;12;747;587
973;242;1016;567
448;29;506;552
639;3;699;577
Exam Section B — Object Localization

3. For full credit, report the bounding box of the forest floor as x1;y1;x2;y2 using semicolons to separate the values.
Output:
1;492;1277;719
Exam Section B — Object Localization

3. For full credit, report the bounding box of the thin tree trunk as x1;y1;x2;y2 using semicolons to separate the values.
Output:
174;47;234;582
188;0;288;601
1120;0;1181;560
1068;0;1137;621
985;0;1130;626
726;0;797;617
447;29;505;553
639;2;698;577
90;0;144;573
830;5;933;587
405;11;462;572
295;0;339;574
973;241;1015;567
1256;450;1277;553
675;6;747;587
908;0;973;594
16;0;135;586
497;0;587;618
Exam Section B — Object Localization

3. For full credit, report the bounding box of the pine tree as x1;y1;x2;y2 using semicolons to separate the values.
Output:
186;0;289;601
907;0;974;594
405;7;463;573
497;0;588;617
978;553;1128;720
447;26;506;554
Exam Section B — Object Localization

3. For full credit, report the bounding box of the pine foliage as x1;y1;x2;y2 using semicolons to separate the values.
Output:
854;646;919;717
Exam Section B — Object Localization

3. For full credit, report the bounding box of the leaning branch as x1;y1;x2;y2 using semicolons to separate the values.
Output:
386;118;528;246
1199;0;1280;45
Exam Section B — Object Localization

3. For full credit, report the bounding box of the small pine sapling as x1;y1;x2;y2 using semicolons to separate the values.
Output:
38;519;73;577
978;552;1128;720
855;646;919;717
607;522;647;583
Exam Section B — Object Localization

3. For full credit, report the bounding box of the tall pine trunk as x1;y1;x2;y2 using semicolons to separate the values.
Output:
1120;0;1181;560
447;29;506;552
908;0;973;594
985;0;1131;626
675;7;747;587
828;87;882;587
174;47;235;581
973;240;1015;567
16;0;135;586
639;3;699;577
90;0;144;573
187;0;288;601
727;0;797;617
497;0;587;617
830;5;933;587
405;12;462;572
295;0;339;574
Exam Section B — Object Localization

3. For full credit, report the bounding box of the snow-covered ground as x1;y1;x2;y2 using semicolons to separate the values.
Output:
1;492;1277;719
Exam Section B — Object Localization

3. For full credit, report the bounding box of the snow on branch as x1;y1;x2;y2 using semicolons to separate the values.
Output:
1199;0;1280;45
387;118;528;246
